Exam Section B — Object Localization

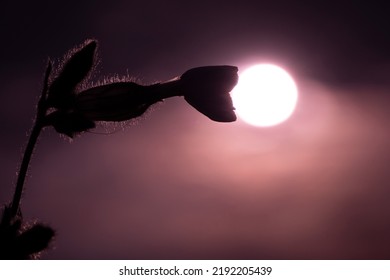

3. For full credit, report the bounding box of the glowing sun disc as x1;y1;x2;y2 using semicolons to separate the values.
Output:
232;64;298;127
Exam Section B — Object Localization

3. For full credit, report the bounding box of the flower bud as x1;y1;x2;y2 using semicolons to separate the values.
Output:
180;66;238;122
74;82;164;122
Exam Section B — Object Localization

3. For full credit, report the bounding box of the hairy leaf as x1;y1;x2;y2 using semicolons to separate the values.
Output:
45;111;96;138
17;224;55;257
47;40;97;109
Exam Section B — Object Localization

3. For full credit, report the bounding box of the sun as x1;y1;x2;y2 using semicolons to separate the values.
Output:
232;64;298;127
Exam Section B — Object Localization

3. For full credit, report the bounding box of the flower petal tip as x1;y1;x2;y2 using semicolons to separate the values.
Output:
181;65;238;122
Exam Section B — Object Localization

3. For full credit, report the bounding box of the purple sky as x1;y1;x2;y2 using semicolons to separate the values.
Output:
1;1;390;259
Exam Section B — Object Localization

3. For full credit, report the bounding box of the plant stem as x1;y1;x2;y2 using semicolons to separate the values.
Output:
10;122;43;217
10;60;52;218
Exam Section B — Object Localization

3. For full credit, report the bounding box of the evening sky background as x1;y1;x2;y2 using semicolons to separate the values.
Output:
0;1;389;259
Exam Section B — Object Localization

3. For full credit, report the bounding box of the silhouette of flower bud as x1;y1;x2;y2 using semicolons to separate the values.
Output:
42;39;238;137
74;82;163;122
180;66;238;122
44;80;169;137
47;39;97;109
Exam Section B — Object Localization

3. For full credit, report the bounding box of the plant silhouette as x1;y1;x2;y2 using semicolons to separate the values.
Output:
0;39;238;259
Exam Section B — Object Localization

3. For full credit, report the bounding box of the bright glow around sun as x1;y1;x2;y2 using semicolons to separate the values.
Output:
232;64;298;127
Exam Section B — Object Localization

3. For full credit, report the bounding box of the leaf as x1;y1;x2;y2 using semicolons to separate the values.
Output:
47;40;98;109
0;206;54;259
45;110;96;138
17;224;55;257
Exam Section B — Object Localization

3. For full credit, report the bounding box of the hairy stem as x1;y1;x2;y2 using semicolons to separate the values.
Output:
10;122;43;217
10;61;52;218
